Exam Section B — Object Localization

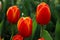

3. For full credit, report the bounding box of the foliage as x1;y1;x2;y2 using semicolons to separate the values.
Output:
0;0;60;40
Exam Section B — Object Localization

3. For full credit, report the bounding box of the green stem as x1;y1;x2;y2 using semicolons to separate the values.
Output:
10;24;14;40
40;25;43;37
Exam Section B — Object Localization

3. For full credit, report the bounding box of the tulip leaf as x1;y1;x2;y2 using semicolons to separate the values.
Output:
31;17;37;40
55;19;60;40
0;20;4;36
42;30;53;40
56;5;60;12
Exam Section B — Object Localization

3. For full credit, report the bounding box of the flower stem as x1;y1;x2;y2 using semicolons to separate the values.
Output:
40;25;43;37
10;24;14;40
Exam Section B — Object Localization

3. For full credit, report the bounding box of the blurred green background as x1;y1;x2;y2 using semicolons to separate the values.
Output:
0;0;60;40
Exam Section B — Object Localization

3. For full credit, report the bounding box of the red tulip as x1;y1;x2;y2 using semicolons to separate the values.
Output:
6;6;20;23
17;17;32;37
12;34;23;40
38;37;44;40
36;2;51;25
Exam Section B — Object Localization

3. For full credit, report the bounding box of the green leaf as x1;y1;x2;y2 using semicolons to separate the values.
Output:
55;5;60;18
2;0;6;12
0;20;4;35
31;17;37;40
42;30;53;40
56;5;60;12
55;19;60;40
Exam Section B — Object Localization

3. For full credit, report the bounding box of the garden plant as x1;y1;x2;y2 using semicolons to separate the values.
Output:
0;0;60;40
